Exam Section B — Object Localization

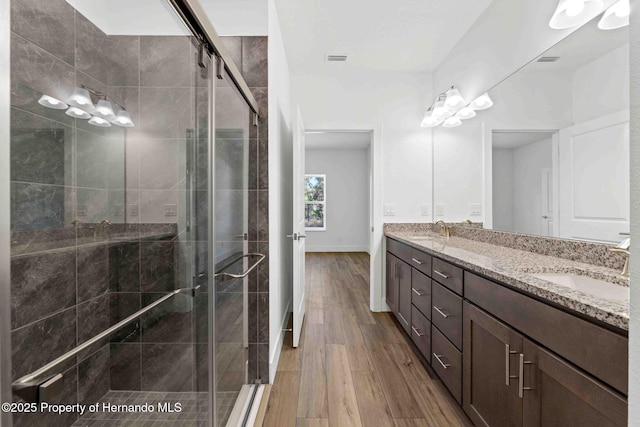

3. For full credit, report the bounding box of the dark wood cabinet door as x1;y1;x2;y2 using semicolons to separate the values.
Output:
397;259;412;334
522;338;627;427
463;302;523;427
386;253;399;314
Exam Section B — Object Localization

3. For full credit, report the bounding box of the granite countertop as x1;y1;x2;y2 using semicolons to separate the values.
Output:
385;231;629;331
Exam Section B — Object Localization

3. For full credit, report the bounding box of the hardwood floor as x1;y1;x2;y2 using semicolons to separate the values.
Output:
261;253;471;427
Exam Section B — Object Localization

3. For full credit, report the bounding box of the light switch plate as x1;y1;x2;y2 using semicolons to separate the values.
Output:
420;204;430;217
470;204;482;216
435;204;445;217
383;204;396;216
164;204;177;217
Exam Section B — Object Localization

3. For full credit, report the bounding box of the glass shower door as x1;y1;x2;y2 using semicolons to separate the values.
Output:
212;68;252;426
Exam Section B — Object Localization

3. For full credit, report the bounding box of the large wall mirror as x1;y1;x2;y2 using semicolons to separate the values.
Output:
433;18;629;244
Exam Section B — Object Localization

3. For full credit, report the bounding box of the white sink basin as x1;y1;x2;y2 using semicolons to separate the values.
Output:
532;273;629;302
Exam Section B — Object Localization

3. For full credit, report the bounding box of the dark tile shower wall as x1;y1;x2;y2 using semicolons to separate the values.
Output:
220;36;270;383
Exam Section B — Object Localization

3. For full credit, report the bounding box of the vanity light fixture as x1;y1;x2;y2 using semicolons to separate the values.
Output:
88;116;112;127
66;87;95;111
432;95;454;119
469;92;494;111
93;99;117;122
549;0;605;29
420;107;443;128
456;106;477;120
442;116;462;128
38;95;68;110
444;87;466;110
112;109;135;128
65;107;92;119
598;0;630;29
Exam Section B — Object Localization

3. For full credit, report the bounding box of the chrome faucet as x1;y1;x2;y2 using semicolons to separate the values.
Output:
610;237;630;278
95;219;112;238
435;220;451;238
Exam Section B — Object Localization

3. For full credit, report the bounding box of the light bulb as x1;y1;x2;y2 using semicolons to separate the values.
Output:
65;107;91;119
89;116;112;127
442;117;462;128
38;95;68;110
456;107;477;120
66;87;95;111
444;87;466;110
112;109;135;128
420;110;442;128
469;93;493;111
565;0;585;17
93;100;116;121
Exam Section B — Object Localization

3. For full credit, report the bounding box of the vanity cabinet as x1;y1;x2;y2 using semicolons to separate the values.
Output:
385;236;629;427
386;253;412;334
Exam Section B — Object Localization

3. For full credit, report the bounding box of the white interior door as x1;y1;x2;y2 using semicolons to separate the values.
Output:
292;107;306;347
540;167;553;237
558;111;630;243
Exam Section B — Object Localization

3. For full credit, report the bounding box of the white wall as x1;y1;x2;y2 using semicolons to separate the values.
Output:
628;4;639;424
492;149;513;232
512;138;552;235
292;68;433;223
573;43;630;124
305;148;370;252
267;0;293;383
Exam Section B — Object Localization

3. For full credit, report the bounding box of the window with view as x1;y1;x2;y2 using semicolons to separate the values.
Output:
305;174;326;230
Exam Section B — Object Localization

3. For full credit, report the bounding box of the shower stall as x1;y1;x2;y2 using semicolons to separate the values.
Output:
0;0;263;425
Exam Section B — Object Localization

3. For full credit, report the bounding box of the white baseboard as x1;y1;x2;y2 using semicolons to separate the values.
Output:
269;298;292;384
305;246;370;253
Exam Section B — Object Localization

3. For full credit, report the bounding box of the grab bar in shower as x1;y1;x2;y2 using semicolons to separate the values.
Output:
214;253;265;281
12;285;201;403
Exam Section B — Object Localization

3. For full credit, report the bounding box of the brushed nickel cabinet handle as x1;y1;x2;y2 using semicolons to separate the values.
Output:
433;353;450;370
505;344;518;386
411;257;424;265
518;353;533;398
397;312;409;326
434;270;449;279
433;306;449;318
412;288;425;296
411;326;424;337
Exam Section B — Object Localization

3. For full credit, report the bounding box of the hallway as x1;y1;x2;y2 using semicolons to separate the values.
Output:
262;253;471;426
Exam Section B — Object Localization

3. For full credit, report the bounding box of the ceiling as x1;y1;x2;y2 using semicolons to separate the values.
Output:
526;18;628;72
492;131;555;149
275;0;495;72
306;132;371;150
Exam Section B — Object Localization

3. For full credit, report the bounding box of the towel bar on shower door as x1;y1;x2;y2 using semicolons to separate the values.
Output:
214;253;265;281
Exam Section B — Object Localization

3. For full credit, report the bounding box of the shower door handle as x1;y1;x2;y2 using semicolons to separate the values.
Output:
214;253;266;280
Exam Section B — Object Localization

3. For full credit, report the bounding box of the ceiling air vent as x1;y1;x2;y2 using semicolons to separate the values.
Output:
537;56;560;63
325;54;348;62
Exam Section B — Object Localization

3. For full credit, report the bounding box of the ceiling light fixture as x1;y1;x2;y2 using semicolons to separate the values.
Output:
549;0;605;29
469;93;494;110
38;95;68;110
598;0;630;29
456;107;477;120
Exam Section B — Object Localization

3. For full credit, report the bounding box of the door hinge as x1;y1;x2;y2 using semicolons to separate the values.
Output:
216;56;224;80
197;41;208;69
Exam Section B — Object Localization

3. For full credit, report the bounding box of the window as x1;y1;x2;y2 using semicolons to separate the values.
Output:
305;174;326;230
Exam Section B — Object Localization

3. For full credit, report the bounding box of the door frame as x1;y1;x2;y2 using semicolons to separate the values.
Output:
303;126;385;312
483;128;559;235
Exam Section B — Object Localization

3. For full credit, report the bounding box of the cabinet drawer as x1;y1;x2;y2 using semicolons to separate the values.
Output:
409;248;432;277
387;238;411;262
411;306;431;361
411;269;431;320
432;282;463;350
432;325;462;404
465;271;628;395
432;258;463;295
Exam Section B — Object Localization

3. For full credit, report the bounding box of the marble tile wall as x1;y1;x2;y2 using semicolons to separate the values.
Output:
220;36;270;383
